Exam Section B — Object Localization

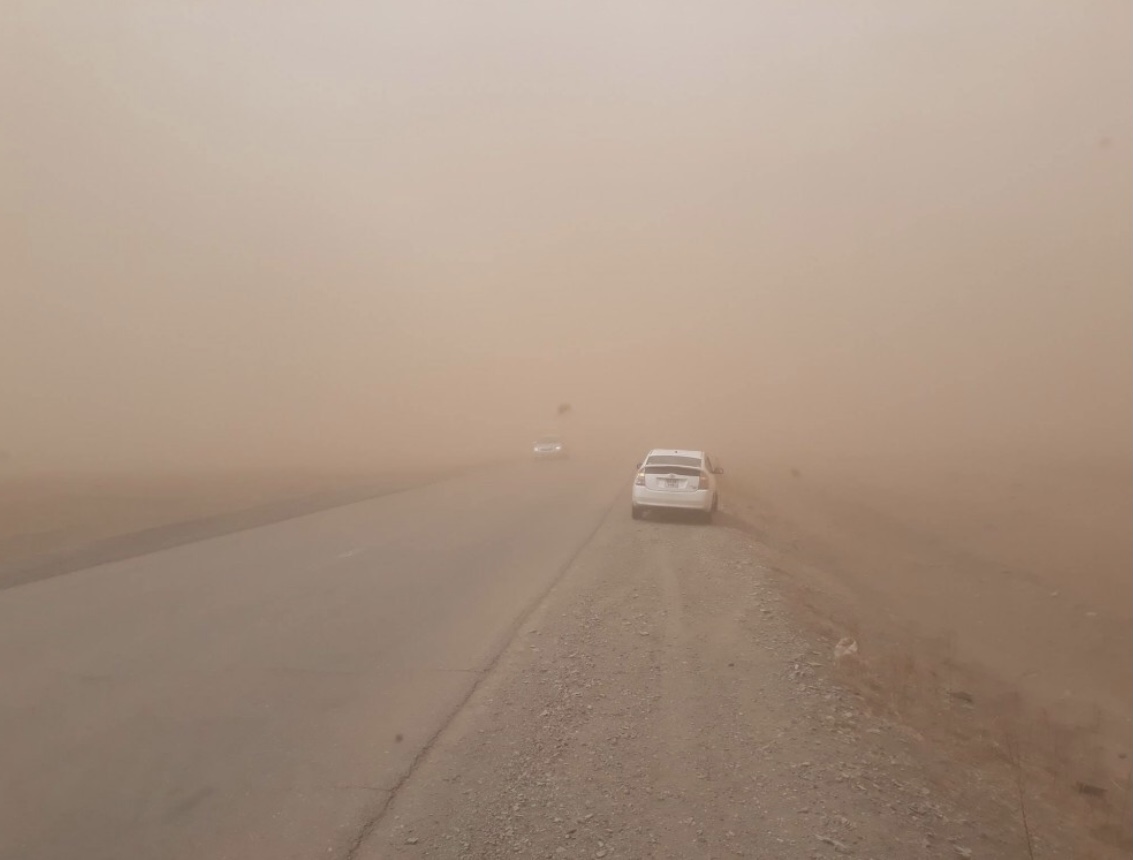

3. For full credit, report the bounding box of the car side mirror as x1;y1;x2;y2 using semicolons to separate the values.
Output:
635;462;642;469
714;467;724;475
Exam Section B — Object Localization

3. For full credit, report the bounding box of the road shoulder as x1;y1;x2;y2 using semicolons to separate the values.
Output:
358;508;1091;859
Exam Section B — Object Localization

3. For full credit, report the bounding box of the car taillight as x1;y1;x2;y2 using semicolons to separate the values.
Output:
698;471;712;488
634;472;646;486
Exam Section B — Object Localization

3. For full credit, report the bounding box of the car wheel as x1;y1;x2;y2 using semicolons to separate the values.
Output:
631;505;643;520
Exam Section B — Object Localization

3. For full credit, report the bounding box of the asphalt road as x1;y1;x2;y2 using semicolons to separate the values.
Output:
0;461;622;860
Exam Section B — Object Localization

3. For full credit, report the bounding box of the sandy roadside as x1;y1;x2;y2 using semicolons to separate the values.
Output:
356;502;1115;859
719;462;1132;850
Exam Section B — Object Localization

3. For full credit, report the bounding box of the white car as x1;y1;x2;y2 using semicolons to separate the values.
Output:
532;436;568;459
631;449;722;522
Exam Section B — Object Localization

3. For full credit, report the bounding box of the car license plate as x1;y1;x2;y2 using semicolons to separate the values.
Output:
664;478;679;488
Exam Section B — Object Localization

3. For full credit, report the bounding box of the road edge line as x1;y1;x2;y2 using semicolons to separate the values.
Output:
342;485;625;860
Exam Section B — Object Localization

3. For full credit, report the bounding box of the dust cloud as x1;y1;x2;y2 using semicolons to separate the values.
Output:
3;4;1131;841
3;1;1129;476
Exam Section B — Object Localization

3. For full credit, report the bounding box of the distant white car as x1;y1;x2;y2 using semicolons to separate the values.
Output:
532;436;568;460
631;449;722;522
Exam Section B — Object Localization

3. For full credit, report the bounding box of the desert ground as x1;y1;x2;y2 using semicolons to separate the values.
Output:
2;454;1127;858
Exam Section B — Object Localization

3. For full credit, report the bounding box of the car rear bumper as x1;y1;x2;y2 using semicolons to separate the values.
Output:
632;486;712;511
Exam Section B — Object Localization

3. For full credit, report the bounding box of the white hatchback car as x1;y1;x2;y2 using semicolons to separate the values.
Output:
631;449;723;522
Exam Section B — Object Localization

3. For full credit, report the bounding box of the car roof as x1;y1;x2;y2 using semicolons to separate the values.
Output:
645;449;705;459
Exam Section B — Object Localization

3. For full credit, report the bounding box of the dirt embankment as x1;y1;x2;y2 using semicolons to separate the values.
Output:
722;456;1132;853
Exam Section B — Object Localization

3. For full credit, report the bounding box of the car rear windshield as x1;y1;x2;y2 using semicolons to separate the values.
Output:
642;465;701;477
644;455;701;468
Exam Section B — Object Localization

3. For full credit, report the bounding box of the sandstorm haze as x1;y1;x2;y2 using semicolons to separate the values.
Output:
4;1;1130;472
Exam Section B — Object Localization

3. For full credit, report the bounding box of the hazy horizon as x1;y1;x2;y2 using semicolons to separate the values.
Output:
4;1;1129;473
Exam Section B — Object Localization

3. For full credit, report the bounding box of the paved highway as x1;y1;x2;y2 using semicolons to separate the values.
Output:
0;462;621;860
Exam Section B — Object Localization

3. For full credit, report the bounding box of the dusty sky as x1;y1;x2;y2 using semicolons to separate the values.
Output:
3;1;1130;470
